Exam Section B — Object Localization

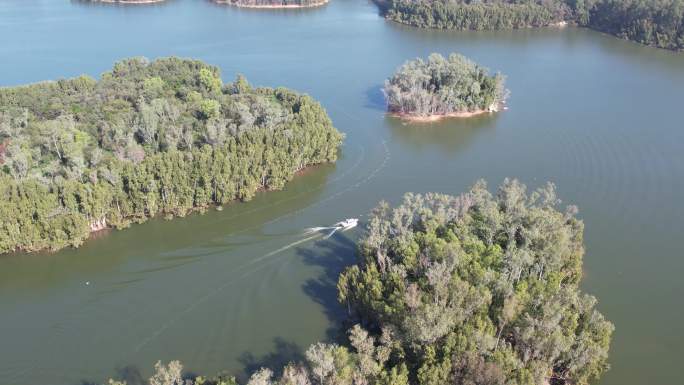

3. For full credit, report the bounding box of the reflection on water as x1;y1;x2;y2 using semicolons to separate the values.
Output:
364;85;386;112
386;112;499;154
593;31;684;74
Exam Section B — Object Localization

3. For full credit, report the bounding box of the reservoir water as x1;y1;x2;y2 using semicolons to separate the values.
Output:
1;1;683;384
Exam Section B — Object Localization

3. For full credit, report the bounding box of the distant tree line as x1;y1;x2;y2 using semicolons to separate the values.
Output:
107;180;614;385
377;0;684;50
379;0;571;30
0;57;343;254
578;0;684;50
384;53;508;117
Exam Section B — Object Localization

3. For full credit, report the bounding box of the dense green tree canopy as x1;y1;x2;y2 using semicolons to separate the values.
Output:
0;57;343;254
580;0;684;50
338;179;613;385
380;0;571;30
384;53;508;117
378;0;684;50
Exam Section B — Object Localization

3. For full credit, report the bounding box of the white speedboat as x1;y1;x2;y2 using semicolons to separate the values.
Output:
334;218;359;230
305;218;359;239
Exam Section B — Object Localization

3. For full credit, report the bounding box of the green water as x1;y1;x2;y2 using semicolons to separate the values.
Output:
1;1;683;384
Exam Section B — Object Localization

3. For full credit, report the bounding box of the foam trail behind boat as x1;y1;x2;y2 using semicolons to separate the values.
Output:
304;226;337;235
325;227;339;239
135;230;323;353
251;233;323;264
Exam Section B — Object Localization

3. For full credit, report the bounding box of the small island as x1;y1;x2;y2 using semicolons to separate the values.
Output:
384;53;508;122
214;0;329;9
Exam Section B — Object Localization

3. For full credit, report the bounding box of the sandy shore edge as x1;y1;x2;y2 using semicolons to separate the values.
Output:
390;108;505;122
388;102;507;122
214;0;329;8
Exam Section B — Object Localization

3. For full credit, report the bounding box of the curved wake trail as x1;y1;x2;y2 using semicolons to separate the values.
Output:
133;230;325;353
249;233;322;265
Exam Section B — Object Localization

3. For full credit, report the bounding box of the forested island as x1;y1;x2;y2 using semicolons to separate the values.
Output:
384;53;508;121
0;57;343;254
377;0;684;51
214;0;329;8
106;180;614;385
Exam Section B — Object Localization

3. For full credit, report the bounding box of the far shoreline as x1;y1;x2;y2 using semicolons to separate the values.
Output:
213;0;329;9
96;0;166;4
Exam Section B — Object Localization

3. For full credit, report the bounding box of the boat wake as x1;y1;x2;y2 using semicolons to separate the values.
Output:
133;218;360;353
305;218;359;239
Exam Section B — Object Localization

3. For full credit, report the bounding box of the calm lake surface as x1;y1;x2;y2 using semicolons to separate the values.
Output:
1;1;683;384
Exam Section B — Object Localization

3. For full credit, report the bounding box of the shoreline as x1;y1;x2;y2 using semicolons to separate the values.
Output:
95;0;166;4
390;110;490;122
213;0;329;9
1;163;326;256
387;101;508;123
389;105;505;122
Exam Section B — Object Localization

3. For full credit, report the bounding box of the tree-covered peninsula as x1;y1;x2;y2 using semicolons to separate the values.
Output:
578;0;684;51
106;180;613;385
379;0;571;30
0;57;343;254
384;53;508;120
377;0;684;51
214;0;329;8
